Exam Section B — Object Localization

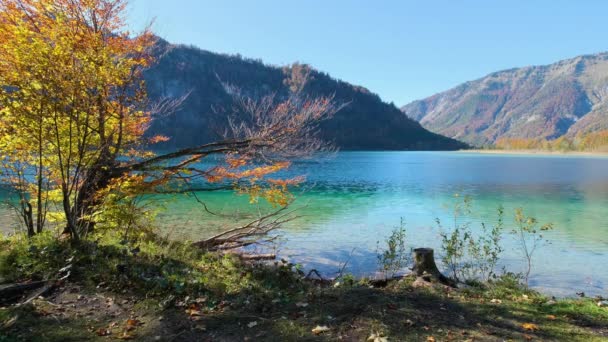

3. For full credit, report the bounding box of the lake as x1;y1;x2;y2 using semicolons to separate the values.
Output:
2;151;607;296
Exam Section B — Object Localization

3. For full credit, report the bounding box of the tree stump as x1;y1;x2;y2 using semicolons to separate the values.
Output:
412;248;456;287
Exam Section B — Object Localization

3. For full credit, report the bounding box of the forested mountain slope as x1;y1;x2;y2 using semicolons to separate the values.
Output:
144;40;466;150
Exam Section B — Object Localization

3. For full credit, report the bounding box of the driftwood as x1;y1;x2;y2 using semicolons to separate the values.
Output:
238;253;276;261
304;269;332;285
0;281;47;304
0;279;62;305
21;281;57;304
305;269;324;280
192;206;300;251
411;248;456;288
0;262;71;305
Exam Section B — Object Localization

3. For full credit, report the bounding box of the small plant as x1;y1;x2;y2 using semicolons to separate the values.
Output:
468;206;504;281
376;218;408;279
437;195;504;283
336;273;356;287
512;208;553;286
437;195;472;282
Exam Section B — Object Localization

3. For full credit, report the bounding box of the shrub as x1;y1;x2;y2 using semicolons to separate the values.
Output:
512;208;553;286
0;231;72;283
437;195;503;283
376;218;409;279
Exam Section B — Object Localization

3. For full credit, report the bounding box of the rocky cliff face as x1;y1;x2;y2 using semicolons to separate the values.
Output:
401;53;608;145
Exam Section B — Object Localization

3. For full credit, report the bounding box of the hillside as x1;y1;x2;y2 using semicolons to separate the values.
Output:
401;52;608;146
144;40;466;150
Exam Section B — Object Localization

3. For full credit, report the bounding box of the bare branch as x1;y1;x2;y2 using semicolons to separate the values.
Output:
191;204;303;251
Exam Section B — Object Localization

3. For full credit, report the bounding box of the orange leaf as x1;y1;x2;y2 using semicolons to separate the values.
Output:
126;319;141;326
546;314;557;320
521;323;539;331
148;135;170;144
96;328;111;336
125;319;142;331
185;304;203;317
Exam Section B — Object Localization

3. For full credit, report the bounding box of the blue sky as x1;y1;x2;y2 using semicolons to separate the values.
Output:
127;0;608;106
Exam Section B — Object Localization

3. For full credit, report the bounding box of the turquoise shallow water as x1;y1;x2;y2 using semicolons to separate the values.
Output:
2;151;608;296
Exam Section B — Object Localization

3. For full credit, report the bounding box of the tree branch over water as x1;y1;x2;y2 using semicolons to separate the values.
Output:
0;0;342;248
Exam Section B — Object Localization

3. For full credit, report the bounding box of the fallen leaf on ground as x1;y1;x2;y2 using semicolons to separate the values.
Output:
185;304;202;317
367;333;388;342
96;328;111;336
126;319;141;326
427;336;436;342
490;298;502;304
125;319;142;331
521;323;539;331
546;314;557;320
311;325;330;335
118;332;136;340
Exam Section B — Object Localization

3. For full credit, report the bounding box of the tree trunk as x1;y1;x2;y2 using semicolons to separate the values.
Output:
73;160;116;236
412;248;456;287
0;281;46;304
22;202;35;237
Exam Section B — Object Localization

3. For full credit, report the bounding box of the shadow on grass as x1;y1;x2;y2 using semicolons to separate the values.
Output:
188;285;607;341
1;238;607;341
0;305;94;342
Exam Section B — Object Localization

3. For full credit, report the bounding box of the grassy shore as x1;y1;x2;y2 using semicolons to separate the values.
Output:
0;231;607;341
459;149;608;157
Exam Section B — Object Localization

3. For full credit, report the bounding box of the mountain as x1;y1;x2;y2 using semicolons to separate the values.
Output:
143;40;466;151
401;52;608;146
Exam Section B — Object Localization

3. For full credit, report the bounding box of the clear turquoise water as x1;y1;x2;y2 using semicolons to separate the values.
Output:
2;151;607;296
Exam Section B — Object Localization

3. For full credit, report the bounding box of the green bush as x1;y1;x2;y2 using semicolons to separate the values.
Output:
512;208;554;286
376;218;409;279
0;231;72;282
437;196;503;283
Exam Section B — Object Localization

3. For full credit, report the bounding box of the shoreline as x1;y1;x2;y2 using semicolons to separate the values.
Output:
459;149;608;157
2;232;607;341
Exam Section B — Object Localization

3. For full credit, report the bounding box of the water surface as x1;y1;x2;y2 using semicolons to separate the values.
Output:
2;152;607;296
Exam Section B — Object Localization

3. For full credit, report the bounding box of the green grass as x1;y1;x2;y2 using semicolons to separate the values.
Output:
1;231;607;341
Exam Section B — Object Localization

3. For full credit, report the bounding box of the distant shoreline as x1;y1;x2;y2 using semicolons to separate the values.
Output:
459;149;608;157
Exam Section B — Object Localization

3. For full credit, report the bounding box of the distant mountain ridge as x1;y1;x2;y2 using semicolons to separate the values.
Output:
401;52;608;145
143;39;466;151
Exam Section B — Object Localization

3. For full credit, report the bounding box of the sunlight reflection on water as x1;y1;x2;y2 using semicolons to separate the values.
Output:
1;152;607;296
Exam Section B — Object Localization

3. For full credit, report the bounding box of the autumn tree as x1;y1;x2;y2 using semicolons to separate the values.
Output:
0;0;340;245
495;130;608;152
0;0;157;240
